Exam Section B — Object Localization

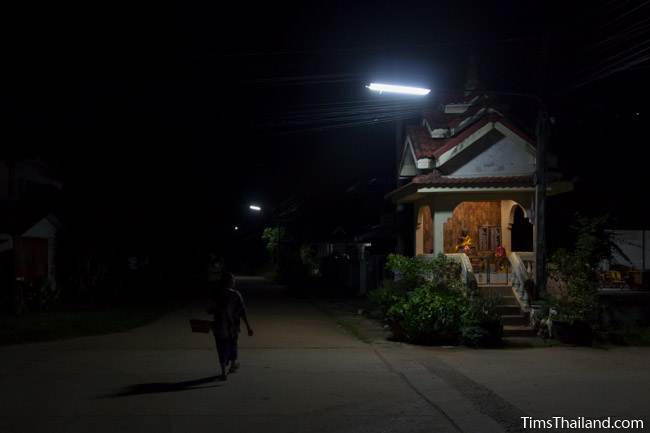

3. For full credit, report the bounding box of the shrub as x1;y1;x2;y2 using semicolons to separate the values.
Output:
261;227;287;264
460;294;503;347
422;254;465;292
387;285;465;344
22;278;61;312
385;254;427;291
373;253;505;347
385;253;463;292
462;293;501;324
299;244;320;277
368;280;406;316
547;215;618;326
460;326;491;347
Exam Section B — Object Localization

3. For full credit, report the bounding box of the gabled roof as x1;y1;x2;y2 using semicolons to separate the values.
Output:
412;170;534;187
423;103;484;130
406;110;535;162
437;92;482;106
390;93;547;201
0;203;59;236
406;125;443;159
386;171;535;202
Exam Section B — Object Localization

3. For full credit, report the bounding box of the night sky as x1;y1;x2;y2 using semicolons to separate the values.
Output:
3;1;650;258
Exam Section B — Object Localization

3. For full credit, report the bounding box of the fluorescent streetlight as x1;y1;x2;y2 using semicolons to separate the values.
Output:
249;205;262;212
366;82;430;96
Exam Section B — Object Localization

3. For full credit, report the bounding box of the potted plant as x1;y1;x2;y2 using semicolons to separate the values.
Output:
545;215;620;346
460;293;503;347
551;300;595;346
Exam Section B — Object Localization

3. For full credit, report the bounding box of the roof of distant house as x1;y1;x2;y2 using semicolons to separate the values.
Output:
0;203;59;236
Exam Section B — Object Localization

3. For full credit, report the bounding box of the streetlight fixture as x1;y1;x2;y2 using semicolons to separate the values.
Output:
249;205;262;212
366;82;431;96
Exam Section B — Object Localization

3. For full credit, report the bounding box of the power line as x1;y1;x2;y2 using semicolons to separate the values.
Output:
581;37;650;75
600;0;650;29
260;111;422;135
246;73;362;86
588;17;650;52
574;1;650;87
210;36;541;59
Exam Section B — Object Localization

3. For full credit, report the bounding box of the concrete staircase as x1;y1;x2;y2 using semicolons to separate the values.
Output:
478;285;536;337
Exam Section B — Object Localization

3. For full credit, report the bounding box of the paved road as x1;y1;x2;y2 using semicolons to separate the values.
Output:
2;277;649;433
0;277;463;433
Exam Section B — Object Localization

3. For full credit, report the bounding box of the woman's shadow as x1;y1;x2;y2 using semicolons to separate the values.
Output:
100;376;222;398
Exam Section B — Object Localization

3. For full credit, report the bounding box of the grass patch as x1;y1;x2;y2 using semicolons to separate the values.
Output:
0;301;181;346
335;318;373;344
309;299;374;344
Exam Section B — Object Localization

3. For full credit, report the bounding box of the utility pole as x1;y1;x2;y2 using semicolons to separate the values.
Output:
535;108;548;293
395;119;404;184
536;6;550;294
394;119;406;255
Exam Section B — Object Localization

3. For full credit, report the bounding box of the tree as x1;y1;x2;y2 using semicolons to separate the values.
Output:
261;227;286;264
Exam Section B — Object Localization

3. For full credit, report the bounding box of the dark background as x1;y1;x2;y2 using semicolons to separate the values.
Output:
3;1;649;269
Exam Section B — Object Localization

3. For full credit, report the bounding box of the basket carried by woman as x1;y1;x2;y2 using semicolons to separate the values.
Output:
190;319;213;333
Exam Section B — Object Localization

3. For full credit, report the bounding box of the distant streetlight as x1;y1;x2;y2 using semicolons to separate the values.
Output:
249;205;262;212
234;226;239;231
366;82;431;96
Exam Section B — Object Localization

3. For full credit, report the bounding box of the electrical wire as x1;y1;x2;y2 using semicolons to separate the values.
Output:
599;0;650;29
574;1;650;87
215;36;541;59
259;110;424;135
257;103;424;128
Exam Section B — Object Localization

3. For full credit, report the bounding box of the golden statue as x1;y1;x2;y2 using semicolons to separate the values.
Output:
456;233;474;254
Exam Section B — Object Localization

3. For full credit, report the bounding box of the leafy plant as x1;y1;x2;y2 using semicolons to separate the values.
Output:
461;293;501;325
460;294;503;347
22;278;61;312
261;227;287;263
385;253;463;292
299;244;320;276
387;285;465;344
376;253;505;347
368;281;406;316
547;215;616;325
385;253;426;291
460;326;491;347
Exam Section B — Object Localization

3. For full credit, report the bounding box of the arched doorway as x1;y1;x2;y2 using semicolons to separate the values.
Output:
510;206;533;252
416;206;433;255
443;201;502;254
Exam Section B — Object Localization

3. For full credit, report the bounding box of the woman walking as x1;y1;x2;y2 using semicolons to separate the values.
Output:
207;272;254;380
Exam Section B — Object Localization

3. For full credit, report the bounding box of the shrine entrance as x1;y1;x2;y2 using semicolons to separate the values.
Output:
443;200;515;285
511;205;534;252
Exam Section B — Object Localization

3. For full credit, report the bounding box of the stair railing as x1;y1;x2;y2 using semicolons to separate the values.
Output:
509;252;535;312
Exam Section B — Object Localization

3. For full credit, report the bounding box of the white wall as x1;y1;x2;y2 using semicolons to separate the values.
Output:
450;136;535;178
